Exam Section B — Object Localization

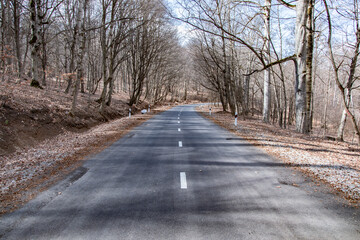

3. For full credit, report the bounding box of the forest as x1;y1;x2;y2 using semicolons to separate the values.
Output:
0;0;359;144
1;0;360;224
1;0;192;114
173;0;360;144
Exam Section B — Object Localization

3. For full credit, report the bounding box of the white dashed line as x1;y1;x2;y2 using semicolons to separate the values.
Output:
178;121;180;124
180;172;187;189
178;141;182;147
178;128;181;132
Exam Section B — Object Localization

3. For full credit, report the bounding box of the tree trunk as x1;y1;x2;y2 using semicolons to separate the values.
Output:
99;80;109;113
1;0;6;82
243;73;250;116
13;0;22;76
219;91;226;111
106;74;114;106
29;0;42;88
288;90;294;125
322;72;330;137
99;1;108;113
295;0;309;133
305;0;314;133
324;0;360;145
337;109;347;141
41;29;47;86
262;0;271;123
65;1;80;94
71;0;88;116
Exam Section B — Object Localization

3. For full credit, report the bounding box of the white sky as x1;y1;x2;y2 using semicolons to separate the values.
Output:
166;0;195;46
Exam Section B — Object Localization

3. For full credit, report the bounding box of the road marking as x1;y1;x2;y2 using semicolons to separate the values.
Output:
178;121;180;124
178;128;181;132
178;141;182;147
180;172;187;189
178;117;180;119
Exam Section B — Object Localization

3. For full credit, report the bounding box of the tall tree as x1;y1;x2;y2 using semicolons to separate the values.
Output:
11;0;22;75
294;0;314;133
262;0;271;122
324;0;360;144
98;0;135;113
29;0;62;88
70;0;88;115
29;0;42;88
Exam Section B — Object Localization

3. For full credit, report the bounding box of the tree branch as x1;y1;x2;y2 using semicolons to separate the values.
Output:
244;54;296;76
277;0;296;9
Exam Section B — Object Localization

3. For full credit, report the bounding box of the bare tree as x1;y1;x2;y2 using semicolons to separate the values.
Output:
29;0;62;88
262;0;271;122
70;0;88;115
128;1;168;106
323;0;360;144
10;0;22;75
173;0;316;133
98;0;136;113
29;0;42;88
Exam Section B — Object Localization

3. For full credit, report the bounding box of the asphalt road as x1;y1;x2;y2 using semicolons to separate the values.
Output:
1;105;359;239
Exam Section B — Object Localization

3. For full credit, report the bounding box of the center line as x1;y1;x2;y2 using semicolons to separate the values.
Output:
178;141;182;147
180;172;187;189
178;128;181;132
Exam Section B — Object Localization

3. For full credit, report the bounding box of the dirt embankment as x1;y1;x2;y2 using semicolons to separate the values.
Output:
0;81;151;156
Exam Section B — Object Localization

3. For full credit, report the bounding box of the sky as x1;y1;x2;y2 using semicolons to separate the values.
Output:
165;0;195;46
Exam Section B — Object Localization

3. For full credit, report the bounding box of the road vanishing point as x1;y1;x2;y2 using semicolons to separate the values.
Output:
1;105;359;239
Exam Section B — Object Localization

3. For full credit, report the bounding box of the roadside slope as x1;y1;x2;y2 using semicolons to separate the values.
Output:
0;81;138;156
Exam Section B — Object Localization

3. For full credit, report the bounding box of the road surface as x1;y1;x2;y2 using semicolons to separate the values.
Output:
1;105;359;239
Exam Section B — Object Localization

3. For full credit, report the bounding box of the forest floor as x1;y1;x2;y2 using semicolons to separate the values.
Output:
0;80;177;215
197;105;360;206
